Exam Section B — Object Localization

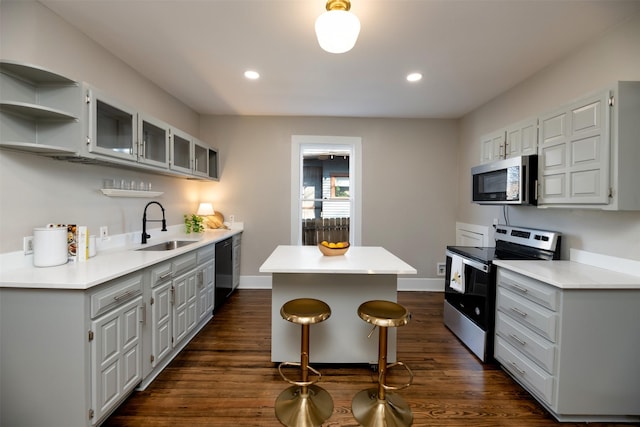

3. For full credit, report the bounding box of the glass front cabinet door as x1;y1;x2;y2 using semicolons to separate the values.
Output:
86;86;137;162
193;139;209;178
138;113;169;168
208;148;219;180
170;127;192;174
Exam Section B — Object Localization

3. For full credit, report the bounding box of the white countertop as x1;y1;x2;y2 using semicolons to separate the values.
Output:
259;245;417;275
493;259;640;289
0;227;242;290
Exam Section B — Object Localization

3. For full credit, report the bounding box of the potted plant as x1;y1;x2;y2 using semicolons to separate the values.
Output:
184;214;205;234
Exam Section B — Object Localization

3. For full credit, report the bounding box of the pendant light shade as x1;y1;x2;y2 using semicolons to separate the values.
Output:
315;0;361;54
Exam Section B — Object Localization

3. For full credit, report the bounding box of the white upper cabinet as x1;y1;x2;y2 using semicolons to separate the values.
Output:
537;82;640;210
0;60;82;156
537;90;610;206
86;85;138;162
1;62;219;181
507;118;537;158
170;127;193;174
138;113;170;169
192;138;209;178
608;82;640;211
480;117;537;163
480;130;506;163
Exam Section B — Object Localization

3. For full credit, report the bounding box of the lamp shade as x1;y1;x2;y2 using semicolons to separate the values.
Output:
196;203;215;216
315;9;361;54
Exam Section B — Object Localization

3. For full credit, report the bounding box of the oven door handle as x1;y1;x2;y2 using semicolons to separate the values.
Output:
447;250;490;273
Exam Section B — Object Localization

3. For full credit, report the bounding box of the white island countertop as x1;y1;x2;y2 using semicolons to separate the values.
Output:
259;245;417;275
493;259;640;289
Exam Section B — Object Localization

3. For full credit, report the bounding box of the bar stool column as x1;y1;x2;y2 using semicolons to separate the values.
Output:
352;300;413;427
275;298;333;427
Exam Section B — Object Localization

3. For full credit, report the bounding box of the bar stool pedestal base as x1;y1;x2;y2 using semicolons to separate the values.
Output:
352;388;413;427
275;384;333;427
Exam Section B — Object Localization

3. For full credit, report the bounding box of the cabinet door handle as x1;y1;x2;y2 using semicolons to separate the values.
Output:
113;289;137;303
509;360;526;376
139;304;146;324
170;286;175;305
511;283;529;294
510;307;528;317
509;333;526;346
198;271;204;287
159;271;173;280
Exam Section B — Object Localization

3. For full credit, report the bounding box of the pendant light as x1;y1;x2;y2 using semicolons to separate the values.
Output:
315;0;361;54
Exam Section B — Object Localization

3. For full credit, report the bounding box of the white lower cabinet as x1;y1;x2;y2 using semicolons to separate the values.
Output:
0;242;218;427
146;247;214;378
172;268;198;345
196;244;215;323
495;268;640;422
90;296;143;423
151;280;172;366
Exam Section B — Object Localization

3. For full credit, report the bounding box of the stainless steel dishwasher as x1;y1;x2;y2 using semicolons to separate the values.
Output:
215;237;233;310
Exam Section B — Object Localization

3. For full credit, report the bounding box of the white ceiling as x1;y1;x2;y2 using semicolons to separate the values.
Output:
39;0;640;119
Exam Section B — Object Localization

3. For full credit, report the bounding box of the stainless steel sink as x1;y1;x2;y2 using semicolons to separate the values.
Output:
136;240;198;251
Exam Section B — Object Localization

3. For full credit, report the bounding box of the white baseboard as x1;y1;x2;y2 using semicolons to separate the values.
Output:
238;276;444;292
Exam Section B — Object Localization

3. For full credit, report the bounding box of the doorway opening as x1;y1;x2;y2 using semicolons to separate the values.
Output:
291;135;361;246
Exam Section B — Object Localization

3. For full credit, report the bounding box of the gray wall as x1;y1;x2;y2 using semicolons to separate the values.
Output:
200;115;458;279
458;12;640;261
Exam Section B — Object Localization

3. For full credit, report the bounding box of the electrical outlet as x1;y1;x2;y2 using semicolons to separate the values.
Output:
23;236;34;255
100;226;109;240
493;218;499;227
437;262;446;276
228;215;235;224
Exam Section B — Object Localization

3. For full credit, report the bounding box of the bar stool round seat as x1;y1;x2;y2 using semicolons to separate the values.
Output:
275;298;333;427
352;300;413;427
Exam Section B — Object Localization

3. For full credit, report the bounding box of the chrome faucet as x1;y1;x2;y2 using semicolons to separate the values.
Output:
142;201;167;244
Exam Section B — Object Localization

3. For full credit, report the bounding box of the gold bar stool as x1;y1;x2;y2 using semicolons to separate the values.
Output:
275;298;333;427
352;300;414;427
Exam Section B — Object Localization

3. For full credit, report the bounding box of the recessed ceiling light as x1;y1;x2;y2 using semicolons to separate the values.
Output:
244;70;260;80
406;72;422;82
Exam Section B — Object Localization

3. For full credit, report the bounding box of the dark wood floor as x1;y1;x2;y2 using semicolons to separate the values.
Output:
104;290;633;426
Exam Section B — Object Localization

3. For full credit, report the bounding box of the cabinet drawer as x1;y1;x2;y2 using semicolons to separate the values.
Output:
495;336;554;406
497;287;558;342
197;244;215;264
150;261;173;287
91;273;143;318
497;269;559;311
495;312;556;374
172;252;197;275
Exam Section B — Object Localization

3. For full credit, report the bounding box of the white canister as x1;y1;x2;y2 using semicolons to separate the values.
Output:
33;227;68;267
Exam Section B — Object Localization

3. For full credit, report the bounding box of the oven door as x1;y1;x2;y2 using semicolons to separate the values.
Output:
444;253;495;331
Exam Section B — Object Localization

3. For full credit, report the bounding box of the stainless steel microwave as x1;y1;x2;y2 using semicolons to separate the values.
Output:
471;155;538;205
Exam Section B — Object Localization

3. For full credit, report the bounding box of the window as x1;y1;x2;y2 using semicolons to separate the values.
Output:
331;174;350;198
291;135;361;246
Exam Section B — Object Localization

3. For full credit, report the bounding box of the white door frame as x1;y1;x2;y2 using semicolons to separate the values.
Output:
291;135;362;245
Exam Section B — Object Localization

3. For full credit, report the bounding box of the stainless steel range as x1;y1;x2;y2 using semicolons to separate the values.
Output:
443;225;561;362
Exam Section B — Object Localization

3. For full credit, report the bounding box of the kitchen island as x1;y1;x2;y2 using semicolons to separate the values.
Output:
259;245;416;364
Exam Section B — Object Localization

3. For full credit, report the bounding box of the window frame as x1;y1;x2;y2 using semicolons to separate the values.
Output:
290;135;362;246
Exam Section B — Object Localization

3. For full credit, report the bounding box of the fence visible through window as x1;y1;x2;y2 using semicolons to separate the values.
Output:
302;217;350;245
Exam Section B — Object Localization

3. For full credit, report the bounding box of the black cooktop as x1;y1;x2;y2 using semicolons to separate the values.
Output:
446;245;496;264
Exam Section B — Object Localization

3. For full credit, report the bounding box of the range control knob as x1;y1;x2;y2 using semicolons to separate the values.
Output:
475;307;481;316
